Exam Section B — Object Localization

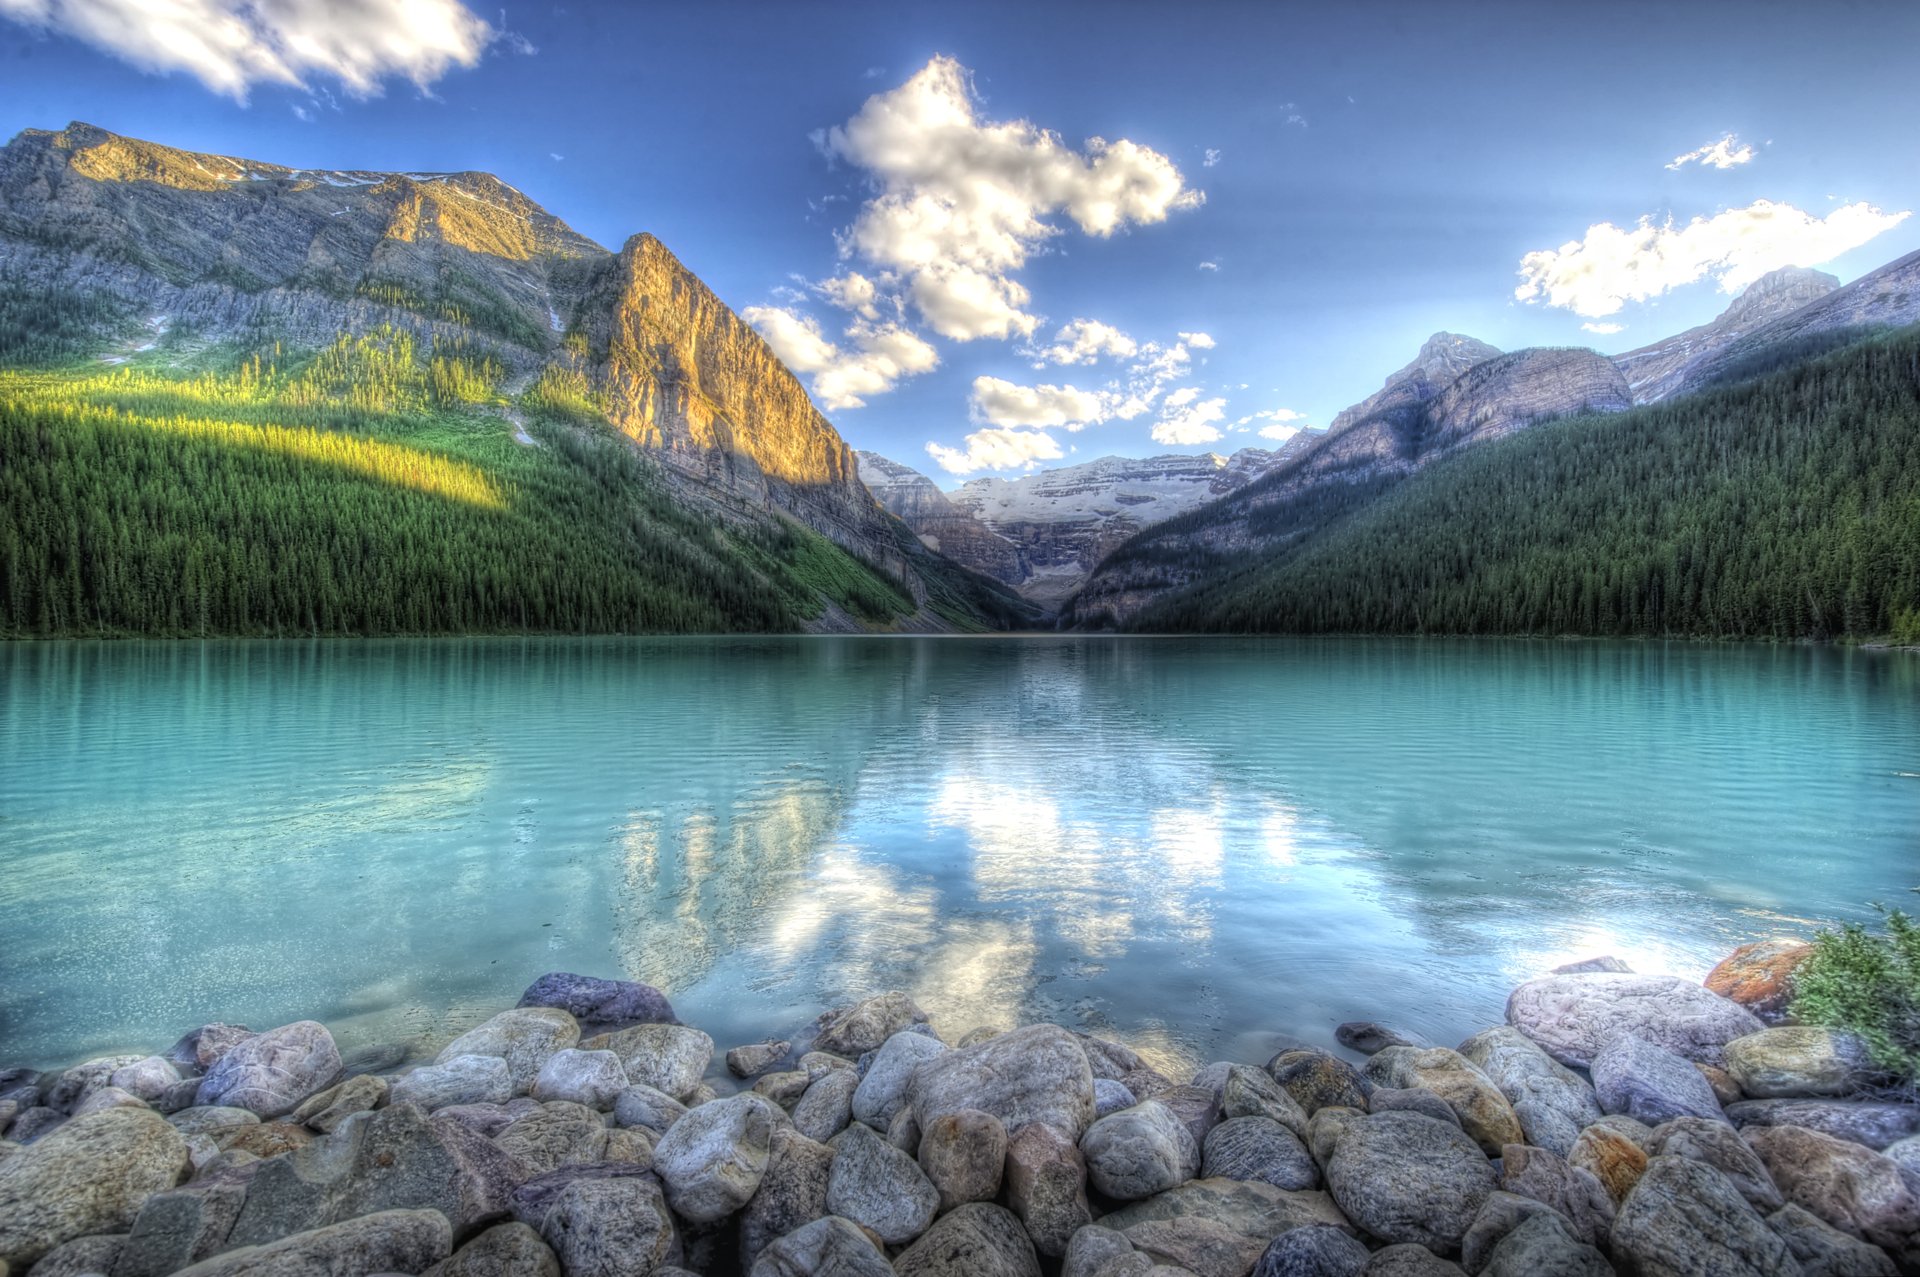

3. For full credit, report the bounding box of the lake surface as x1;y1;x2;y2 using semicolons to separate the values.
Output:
3;637;1917;1074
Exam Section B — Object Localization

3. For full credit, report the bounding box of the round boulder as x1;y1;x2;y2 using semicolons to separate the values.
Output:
1323;1111;1496;1253
193;1021;343;1118
1723;1027;1875;1099
1080;1100;1200;1201
1704;940;1814;1024
1505;974;1762;1068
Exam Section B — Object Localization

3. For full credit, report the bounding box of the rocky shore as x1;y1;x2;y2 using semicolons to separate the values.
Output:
2;947;1918;1277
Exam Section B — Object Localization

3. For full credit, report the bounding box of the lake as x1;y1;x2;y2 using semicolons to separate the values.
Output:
2;637;1916;1074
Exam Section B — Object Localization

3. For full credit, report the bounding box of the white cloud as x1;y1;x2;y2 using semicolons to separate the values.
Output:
1231;406;1309;441
0;0;497;100
818;271;882;320
1163;385;1201;410
549;152;564;162
1203;148;1222;168
1515;199;1911;318
970;376;1107;430
926;427;1064;475
820;55;1203;341
743;306;938;410
290;103;311;122
1667;133;1755;171
1257;422;1303;441
1151;395;1227;446
1030;318;1138;366
1581;321;1624;335
1179;331;1215;350
1197;260;1220;272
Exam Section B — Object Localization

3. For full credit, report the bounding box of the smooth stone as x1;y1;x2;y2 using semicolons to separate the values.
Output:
1725;1028;1877;1099
1266;1050;1372;1116
917;1108;1006;1212
1064;1224;1136;1277
1568;1122;1648;1207
1156;1085;1225;1156
533;1175;674;1277
1097;1080;1140;1118
1336;1023;1435;1055
1323;1111;1496;1252
651;1092;778;1224
1478;1213;1610;1277
1725;1099;1920;1151
166;1208;451;1277
1454;1027;1600;1157
851;1031;947;1132
9;1108;65;1144
529;1050;627;1111
891;1202;1040;1277
1552;956;1633;974
598;1025;712;1102
738;1125;834;1273
1096;1178;1352;1242
1081;1100;1200;1201
291;1075;387;1133
1363;1245;1466;1276
1221;1065;1310;1139
826;1121;938;1245
0;1108;188;1271
110;1058;183;1104
1459;1191;1556;1275
1249;1222;1369;1275
1368;1088;1460;1129
391;1056;514;1112
495;1104;609;1176
339;1043;411;1079
611;1084;687;1136
1611;1155;1799;1276
424;1221;559;1277
1125;1215;1266;1277
1202;1115;1319;1191
194;1023;342;1119
23;1232;126;1277
812;993;929;1059
217;1120;316;1158
791;1070;857;1145
907;1024;1096;1143
1005;1121;1092;1257
1306;1108;1365;1172
1745;1124;1920;1267
516;973;674;1027
116;1178;254;1277
1077;1035;1148;1082
1592;1033;1727;1126
1505;973;1763;1068
1647;1116;1784;1212
47;1057;144;1113
1766;1202;1901;1276
164;1026;254;1074
1706;940;1815;1025
727;1041;791;1079
75;1087;150;1117
1363;1047;1521;1156
756;1071;813;1110
1495;1143;1614;1248
746;1215;890;1277
436;1010;580;1097
505;1163;654;1232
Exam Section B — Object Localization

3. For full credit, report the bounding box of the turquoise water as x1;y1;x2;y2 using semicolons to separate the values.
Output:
2;637;1916;1074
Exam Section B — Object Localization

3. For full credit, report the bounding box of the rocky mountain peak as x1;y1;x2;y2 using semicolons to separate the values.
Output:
1329;332;1503;434
1719;266;1840;325
1613;265;1842;403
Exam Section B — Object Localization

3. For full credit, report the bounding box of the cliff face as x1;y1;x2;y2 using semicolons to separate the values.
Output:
1613;266;1840;403
856;451;1027;584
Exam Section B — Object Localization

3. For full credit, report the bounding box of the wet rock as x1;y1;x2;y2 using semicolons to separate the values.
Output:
1323;1111;1496;1252
1725;1028;1876;1099
1096;1177;1351;1242
1592;1033;1727;1126
1478;1212;1610;1277
1363;1245;1466;1276
193;1023;342;1119
426;1221;559;1277
164;1025;254;1074
290;1075;386;1133
391;1056;514;1112
727;1041;791;1079
746;1214;891;1277
1367;1088;1460;1129
533;1175;674;1277
1706;940;1815;1025
791;1070;857;1145
907;1024;1096;1143
1221;1065;1310;1138
167;1208;451;1276
1455;1026;1601;1157
495;1104;609;1176
1725;1099;1920;1151
1568;1121;1648;1207
529;1050;626;1110
1766;1203;1900;1276
1097;1080;1140;1118
1460;1191;1557;1274
812;993;929;1059
0;1108;188;1271
755;1071;813;1110
1336;1023;1435;1055
1611;1155;1798;1277
110;1058;182;1104
1505;973;1763;1067
116;1178;252;1277
1552;956;1632;974
738;1125;834;1272
1201;1116;1319;1191
25;1232;126;1277
652;1092;778;1224
826;1121;938;1245
851;1031;946;1132
516;973;675;1027
437;1009;580;1097
1249;1222;1369;1275
1267;1050;1372;1116
1745;1124;1920;1266
1647;1116;1784;1212
164;1105;257;1139
1124;1214;1267;1276
1496;1143;1613;1248
1363;1047;1521;1156
598;1025;712;1102
217;1120;315;1158
1081;1100;1200;1201
916;1108;1006;1211
611;1084;688;1137
1006;1121;1091;1257
891;1202;1040;1277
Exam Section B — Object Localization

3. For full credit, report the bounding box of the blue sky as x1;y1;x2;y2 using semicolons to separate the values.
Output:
3;1;1918;485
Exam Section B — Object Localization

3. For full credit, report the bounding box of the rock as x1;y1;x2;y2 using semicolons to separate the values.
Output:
1221;1065;1310;1139
225;1102;525;1249
0;1108;187;1270
907;1024;1096;1143
516;973;675;1027
1082;1100;1200;1201
891;1202;1040;1277
1767;1203;1900;1276
1725;1099;1920;1151
193;1023;341;1119
603;1125;654;1165
746;1214;891;1277
26;1233;126;1277
338;1042;410;1079
1706;940;1815;1025
1336;1023;1434;1055
217;1121;316;1158
756;1071;813;1110
1368;1088;1460;1129
166;1208;451;1276
1323;1111;1496;1252
531;1174;674;1277
651;1092;778;1224
611;1084;688;1136
1121;1067;1175;1103
75;1087;150;1117
495;1104;609;1176
529;1050;626;1110
812;994;929;1059
791;1070;857;1145
1267;1050;1372;1117
1077;1035;1148;1082
1611;1155;1798;1277
1064;1224;1136;1277
8;1109;64;1144
427;1221;559;1277
110;1058;182;1104
1124;1215;1267;1276
1097;1080;1140;1118
436;1100;540;1140
160;1105;253;1143
799;1053;853;1081
1496;1143;1614;1248
1505;973;1764;1068
44;1056;142;1112
851;1031;946;1132
1460;1191;1557;1274
1478;1212;1610;1277
1363;1047;1521;1156
1249;1222;1369;1275
1745;1124;1920;1266
291;1075;387;1133
164;1025;254;1073
1725;1029;1876;1100
727;1041;791;1079
917;1108;1005;1212
437;1010;581;1097
154;1080;202;1115
391;1056;514;1112
1455;1027;1600;1158
1363;1245;1466;1276
1592;1033;1727;1127
598;1025;712;1102
1647;1116;1784;1212
505;1163;654;1231
738;1125;834;1272
1888;1135;1920;1181
1568;1122;1648;1207
1306;1108;1365;1172
1702;1063;1747;1107
1202;1116;1319;1191
1097;1177;1352;1241
1155;1085;1225;1157
116;1178;254;1277
1005;1121;1091;1257
826;1121;938;1245
1552;956;1632;974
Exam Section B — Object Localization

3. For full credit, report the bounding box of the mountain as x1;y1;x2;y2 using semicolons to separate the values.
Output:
0;122;1030;635
1327;332;1502;433
1613;265;1839;403
855;451;1026;583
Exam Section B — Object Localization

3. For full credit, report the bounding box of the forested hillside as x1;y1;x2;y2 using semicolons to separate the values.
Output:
1116;327;1920;642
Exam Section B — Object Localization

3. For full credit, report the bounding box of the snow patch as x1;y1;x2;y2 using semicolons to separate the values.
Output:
548;306;564;333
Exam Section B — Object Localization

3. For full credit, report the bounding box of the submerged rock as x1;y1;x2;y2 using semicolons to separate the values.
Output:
517;972;676;1026
1336;1023;1435;1055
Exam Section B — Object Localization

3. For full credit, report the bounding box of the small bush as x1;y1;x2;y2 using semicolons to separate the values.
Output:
1791;902;1920;1085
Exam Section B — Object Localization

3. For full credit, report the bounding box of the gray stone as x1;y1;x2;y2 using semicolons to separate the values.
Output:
917;1108;1006;1212
1552;956;1633;974
611;1084;687;1136
154;1080;202;1116
738;1125;834;1273
850;1031;946;1132
75;1087;150;1117
1725;1099;1920;1151
516;973;674;1027
390;1056;513;1112
338;1042;410;1079
1077;1035;1147;1081
48;1057;144;1113
193;1023;342;1119
892;1202;1040;1277
1648;1116;1784;1212
651;1092;778;1224
167;1209;450;1277
1479;1213;1610;1277
1592;1033;1727;1127
1323;1111;1496;1252
598;1025;712;1102
755;1071;813;1110
1251;1223;1369;1276
1745;1124;1920;1268
1306;1107;1365;1172
436;1010;580;1097
907;1024;1096;1143
747;1215;891;1277
1080;1100;1199;1201
1266;1050;1371;1116
1611;1155;1798;1277
164;1026;253;1074
1505;973;1764;1068
825;1121;938;1245
1368;1088;1460;1129
1005;1121;1091;1257
529;1050;626;1110
505;1164;654;1233
1460;1191;1556;1275
727;1041;791;1079
1363;1245;1466;1276
435;1100;539;1141
1096;1177;1352;1241
1201;1115;1318;1190
886;1104;920;1154
1888;1135;1920;1181
1124;1214;1266;1276
1766;1203;1900;1277
114;1178;251;1277
27;1233;126;1277
1496;1143;1614;1249
1155;1085;1225;1156
532;1175;673;1277
291;1075;387;1133
425;1221;559;1277
1336;1023;1435;1055
9;1108;65;1144
1221;1065;1310;1138
812;993;929;1059
494;1104;609;1176
1063;1224;1135;1277
1363;1048;1521;1156
791;1070;857;1145
1725;1029;1877;1100
109;1058;182;1105
1097;1080;1140;1118
798;1053;853;1081
0;1109;187;1271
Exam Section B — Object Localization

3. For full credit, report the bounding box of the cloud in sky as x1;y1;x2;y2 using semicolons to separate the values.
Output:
1031;318;1138;367
1582;321;1624;335
1151;394;1227;445
1515;198;1910;318
927;427;1063;475
1204;148;1222;167
970;376;1107;430
1197;260;1220;272
0;0;499;99
742;306;938;410
1667;133;1755;171
1234;406;1309;441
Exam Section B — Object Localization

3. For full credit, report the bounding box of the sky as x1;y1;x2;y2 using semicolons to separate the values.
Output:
3;0;1918;486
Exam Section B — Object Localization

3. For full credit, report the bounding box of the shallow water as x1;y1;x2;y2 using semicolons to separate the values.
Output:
2;636;1916;1073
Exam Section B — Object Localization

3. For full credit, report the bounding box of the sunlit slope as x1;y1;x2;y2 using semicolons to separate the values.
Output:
1121;328;1920;642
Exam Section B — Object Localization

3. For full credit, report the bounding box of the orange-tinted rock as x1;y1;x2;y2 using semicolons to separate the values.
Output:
1704;940;1813;1024
216;1121;316;1159
1569;1124;1648;1207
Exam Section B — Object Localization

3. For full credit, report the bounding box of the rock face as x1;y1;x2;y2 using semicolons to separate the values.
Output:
1612;266;1841;403
0;1108;189;1270
856;453;1027;585
1504;973;1764;1067
1327;332;1505;434
811;993;929;1059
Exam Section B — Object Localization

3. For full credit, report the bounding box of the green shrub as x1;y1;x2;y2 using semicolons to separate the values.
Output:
1791;903;1920;1085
